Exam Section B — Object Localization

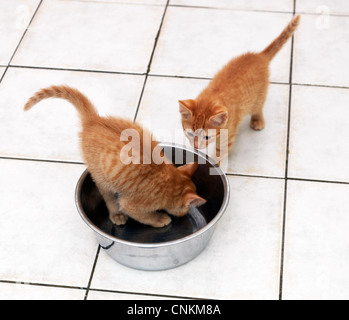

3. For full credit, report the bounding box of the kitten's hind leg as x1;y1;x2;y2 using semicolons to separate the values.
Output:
250;90;267;131
110;212;129;226
96;183;128;226
119;198;171;228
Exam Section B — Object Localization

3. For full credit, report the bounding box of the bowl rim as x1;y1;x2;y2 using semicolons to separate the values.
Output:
75;142;230;248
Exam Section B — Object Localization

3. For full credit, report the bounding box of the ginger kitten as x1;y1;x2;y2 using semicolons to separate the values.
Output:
25;86;206;228
179;15;301;163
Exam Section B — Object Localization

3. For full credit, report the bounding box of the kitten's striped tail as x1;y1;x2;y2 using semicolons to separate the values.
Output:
24;85;98;120
261;15;300;60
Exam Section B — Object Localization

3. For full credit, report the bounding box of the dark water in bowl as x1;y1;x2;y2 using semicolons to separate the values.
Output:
100;207;209;244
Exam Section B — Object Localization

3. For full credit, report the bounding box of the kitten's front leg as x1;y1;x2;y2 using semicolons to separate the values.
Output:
110;212;129;226
212;128;236;166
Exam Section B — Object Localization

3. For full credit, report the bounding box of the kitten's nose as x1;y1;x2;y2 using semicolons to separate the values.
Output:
193;139;199;149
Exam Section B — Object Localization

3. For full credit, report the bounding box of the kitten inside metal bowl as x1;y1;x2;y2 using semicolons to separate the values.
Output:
75;143;230;271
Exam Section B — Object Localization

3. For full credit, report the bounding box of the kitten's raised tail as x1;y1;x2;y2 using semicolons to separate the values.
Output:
261;14;300;60
24;85;98;120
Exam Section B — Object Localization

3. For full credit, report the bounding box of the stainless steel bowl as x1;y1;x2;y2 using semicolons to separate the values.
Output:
75;143;230;271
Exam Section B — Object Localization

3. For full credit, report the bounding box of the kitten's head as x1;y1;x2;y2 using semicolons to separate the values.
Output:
179;99;228;149
166;162;206;217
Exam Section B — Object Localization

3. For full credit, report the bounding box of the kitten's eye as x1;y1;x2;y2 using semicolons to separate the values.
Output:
187;132;194;137
204;136;211;140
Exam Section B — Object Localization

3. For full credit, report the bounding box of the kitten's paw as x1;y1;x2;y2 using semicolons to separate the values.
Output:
151;213;172;228
110;213;128;226
250;118;265;131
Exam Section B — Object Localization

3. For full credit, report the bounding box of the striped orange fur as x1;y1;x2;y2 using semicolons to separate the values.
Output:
179;15;301;163
25;86;206;228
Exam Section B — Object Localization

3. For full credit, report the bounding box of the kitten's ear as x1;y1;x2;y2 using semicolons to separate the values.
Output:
209;105;228;127
177;162;199;178
183;193;207;208
179;99;196;120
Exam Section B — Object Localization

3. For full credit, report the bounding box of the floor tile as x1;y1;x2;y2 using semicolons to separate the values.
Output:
0;282;85;300
296;0;349;15
0;67;144;162
151;7;293;83
227;84;289;177
12;0;164;73
0;159;97;287
90;176;284;300
137;76;289;177
293;14;349;87
0;0;41;65
288;85;349;182
136;76;209;148
170;0;294;12
87;290;180;300
283;180;349;300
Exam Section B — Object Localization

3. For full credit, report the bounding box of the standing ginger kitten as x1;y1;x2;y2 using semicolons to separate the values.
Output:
24;86;206;228
179;15;300;163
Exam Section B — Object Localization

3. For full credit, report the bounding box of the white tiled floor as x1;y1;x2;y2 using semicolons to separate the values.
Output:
292;13;349;87
0;0;41;65
283;180;349;300
1;0;349;300
0;67;144;162
12;1;164;73
296;0;349;15
288;85;349;182
151;8;293;83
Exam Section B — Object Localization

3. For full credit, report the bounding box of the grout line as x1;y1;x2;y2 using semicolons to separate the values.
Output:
226;172;349;185
9;64;145;77
133;75;149;122
287;177;349;186
84;246;101;300
293;82;349;90
145;1;170;75
0;0;43;84
168;4;294;15
295;10;349;18
148;73;292;86
225;172;284;180
60;0;165;7
0;156;84;166
88;287;203;300
149;73;212;81
6;65;349;91
278;0;296;301
0;278;199;300
0;279;87;291
133;0;170;122
168;3;349;17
